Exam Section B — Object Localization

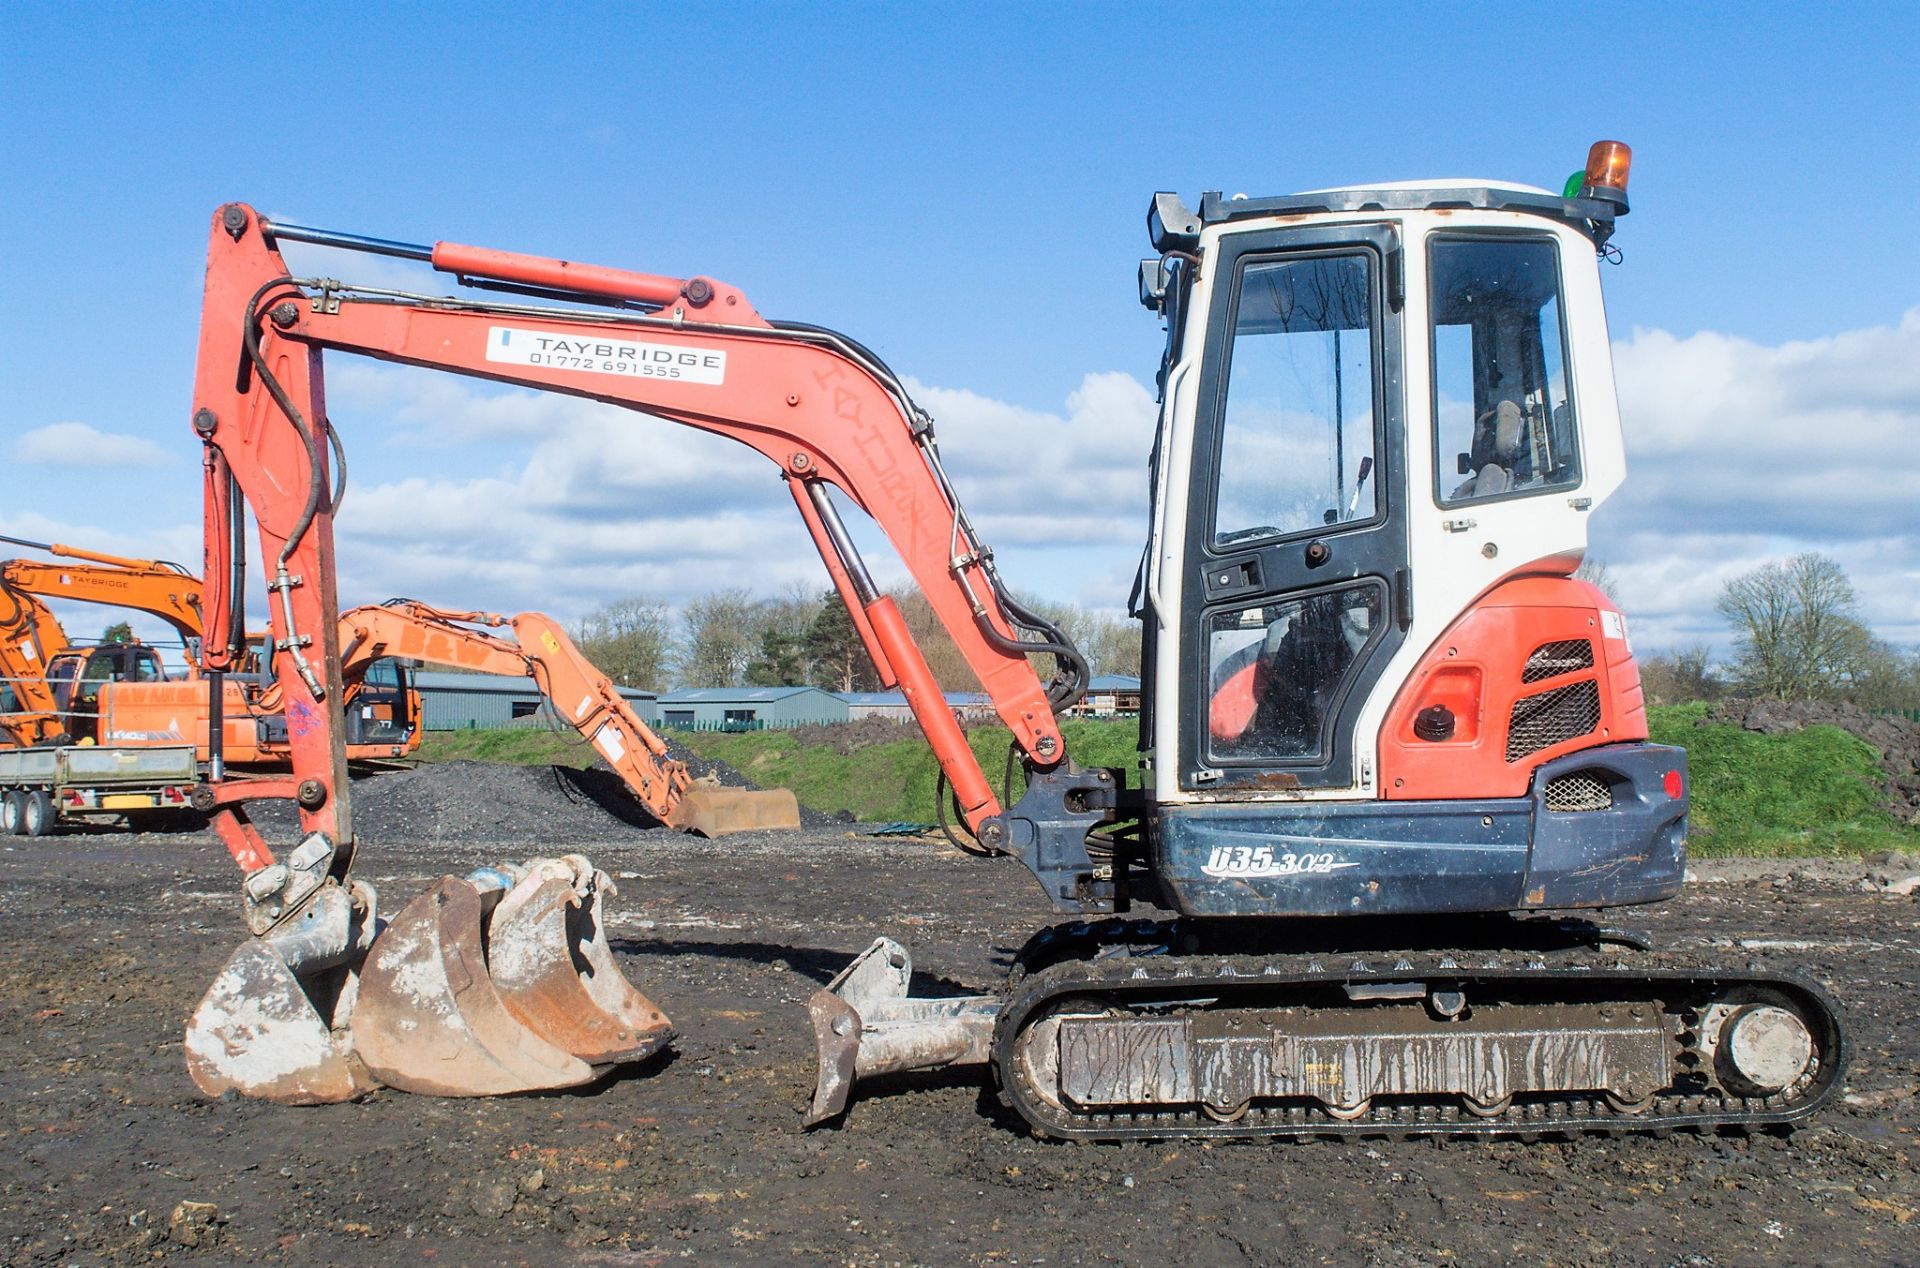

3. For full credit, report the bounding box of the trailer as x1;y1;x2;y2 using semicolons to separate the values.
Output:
0;744;197;836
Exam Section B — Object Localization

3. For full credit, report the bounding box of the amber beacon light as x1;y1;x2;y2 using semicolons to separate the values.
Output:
1581;140;1632;210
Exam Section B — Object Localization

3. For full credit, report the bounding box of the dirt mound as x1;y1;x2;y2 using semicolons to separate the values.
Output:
781;715;922;754
254;753;834;845
1703;697;1920;822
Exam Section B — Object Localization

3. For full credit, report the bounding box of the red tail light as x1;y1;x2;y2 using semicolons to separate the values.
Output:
1662;769;1684;799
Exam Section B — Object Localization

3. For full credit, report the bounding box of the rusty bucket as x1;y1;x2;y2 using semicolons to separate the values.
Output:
667;775;802;837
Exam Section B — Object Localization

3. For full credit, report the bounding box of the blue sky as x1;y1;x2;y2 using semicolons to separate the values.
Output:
3;2;1916;655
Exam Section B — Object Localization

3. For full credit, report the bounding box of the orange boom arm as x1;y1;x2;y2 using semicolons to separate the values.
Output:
191;203;1077;875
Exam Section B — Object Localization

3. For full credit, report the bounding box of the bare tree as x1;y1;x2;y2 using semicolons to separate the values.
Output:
1080;613;1143;681
1716;553;1867;701
572;597;673;690
677;589;763;688
1637;642;1722;705
1573;557;1619;603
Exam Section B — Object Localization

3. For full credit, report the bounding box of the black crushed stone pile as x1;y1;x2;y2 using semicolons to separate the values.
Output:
253;754;836;844
1704;696;1920;823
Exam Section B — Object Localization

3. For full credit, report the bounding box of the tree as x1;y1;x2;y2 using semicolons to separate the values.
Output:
100;620;133;645
1716;553;1868;701
1573;557;1619;604
677;589;763;688
1637;643;1723;705
572;597;672;690
744;626;807;686
1078;612;1143;681
802;592;882;693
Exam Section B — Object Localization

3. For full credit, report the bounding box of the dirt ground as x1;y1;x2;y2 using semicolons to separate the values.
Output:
0;824;1914;1267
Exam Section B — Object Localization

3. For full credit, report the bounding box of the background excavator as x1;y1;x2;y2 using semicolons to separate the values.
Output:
0;533;416;762
328;598;799;836
0;536;202;747
178;141;1844;1136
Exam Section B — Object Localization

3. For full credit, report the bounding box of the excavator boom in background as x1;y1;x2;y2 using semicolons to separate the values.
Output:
177;141;1844;1135
0;533;417;763
332;599;799;835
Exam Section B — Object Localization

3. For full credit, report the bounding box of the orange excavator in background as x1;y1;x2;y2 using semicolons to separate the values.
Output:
177;152;1844;1136
0;533;416;762
0;535;201;747
329;598;799;836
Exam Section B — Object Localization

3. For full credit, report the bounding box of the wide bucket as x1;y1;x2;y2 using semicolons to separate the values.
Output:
352;859;674;1096
668;780;803;837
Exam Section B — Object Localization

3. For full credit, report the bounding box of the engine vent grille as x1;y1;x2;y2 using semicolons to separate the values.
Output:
1522;638;1595;683
1544;770;1614;812
1507;680;1602;762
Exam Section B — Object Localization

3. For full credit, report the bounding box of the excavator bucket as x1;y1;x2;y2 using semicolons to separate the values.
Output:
485;857;674;1066
184;944;375;1105
183;881;381;1106
666;774;803;837
350;858;673;1096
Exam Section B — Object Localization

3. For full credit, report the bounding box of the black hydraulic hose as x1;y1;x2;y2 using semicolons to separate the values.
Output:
241;278;326;565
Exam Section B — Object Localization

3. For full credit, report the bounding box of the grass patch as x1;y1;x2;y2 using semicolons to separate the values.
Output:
668;719;1141;825
414;727;599;769
416;707;1918;857
1648;703;1915;858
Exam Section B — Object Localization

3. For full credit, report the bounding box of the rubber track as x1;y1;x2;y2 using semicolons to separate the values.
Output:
992;921;1847;1142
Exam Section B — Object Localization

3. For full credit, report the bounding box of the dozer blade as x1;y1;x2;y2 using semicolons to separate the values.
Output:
184;942;375;1105
804;937;997;1126
487;858;674;1066
667;776;802;837
352;875;598;1096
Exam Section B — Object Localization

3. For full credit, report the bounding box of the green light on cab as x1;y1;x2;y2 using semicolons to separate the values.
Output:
1562;170;1586;198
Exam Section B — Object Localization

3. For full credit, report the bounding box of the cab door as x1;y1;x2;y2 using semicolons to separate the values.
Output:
1178;223;1409;793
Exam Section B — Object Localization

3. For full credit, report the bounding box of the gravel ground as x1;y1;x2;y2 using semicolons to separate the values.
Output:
243;756;840;845
0;813;1914;1266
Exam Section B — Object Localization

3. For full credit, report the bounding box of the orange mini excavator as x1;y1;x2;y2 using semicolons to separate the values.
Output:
177;144;1844;1137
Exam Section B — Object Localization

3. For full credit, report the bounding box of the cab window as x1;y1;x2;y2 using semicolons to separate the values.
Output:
1429;237;1580;504
1212;251;1379;547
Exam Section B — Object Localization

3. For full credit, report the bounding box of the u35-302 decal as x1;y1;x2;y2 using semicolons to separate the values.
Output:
1201;846;1359;879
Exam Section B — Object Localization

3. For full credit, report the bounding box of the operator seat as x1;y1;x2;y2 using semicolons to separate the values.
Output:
1451;399;1525;499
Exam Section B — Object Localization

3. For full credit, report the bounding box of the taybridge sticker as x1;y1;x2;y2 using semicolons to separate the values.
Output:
486;325;726;385
1202;846;1359;879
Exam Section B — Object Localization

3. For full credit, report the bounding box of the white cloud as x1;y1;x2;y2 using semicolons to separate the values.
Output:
1595;308;1920;649
322;365;1159;621
12;421;176;469
43;305;1898;663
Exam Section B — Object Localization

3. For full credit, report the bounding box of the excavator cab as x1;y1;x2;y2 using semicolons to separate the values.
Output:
341;656;414;749
1128;177;1680;920
46;643;167;743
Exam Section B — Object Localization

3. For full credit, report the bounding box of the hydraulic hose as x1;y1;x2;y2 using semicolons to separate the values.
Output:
240;277;347;703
